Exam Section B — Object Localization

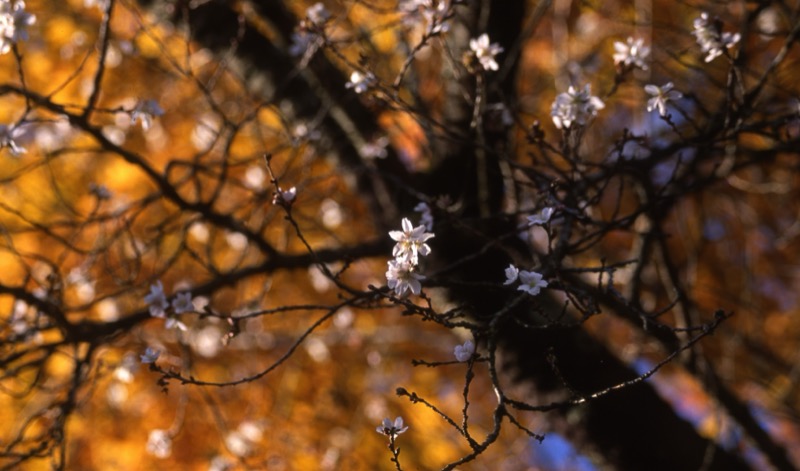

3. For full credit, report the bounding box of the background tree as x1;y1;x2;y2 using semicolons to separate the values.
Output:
2;0;800;469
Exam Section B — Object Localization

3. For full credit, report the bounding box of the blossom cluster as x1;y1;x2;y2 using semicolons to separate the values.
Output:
551;84;605;130
288;3;329;59
548;30;691;126
386;217;434;296
305;2;330;25
693;12;740;63
504;264;548;297
0;0;35;55
144;281;193;331
399;0;450;35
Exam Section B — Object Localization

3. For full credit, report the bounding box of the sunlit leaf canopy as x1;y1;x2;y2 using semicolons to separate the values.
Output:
2;0;800;469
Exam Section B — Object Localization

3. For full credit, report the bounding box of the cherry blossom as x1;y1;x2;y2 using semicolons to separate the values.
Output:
517;270;548;296
131;99;164;131
144;281;169;318
0;0;35;55
386;259;425;296
551;85;605;130
470;33;503;71
376;417;408;437
346;71;376;94
140;347;161;364
273;186;297;206
305;3;330;25
454;340;475;362
171;292;194;314
399;0;450;35
390;217;434;265
693;12;740;63
503;264;520;285
645;82;683;117
613;37;650;71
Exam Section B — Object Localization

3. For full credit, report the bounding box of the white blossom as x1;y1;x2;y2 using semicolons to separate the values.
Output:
346;71;376;94
0;0;35;55
144;281;169;318
454;340;475;362
306;2;330;25
527;207;554;226
171;292;194;314
140;347;160;364
517;270;548;296
0;124;25;156
283;187;298;203
389;217;434;265
399;0;450;35
386;259;425;296
551;85;605;130
693;12;740;63
131;99;164;131
376;417;408;437
645;82;683;117
146;429;172;459
273;186;297;205
470;33;503;71
613;37;650;70
503;264;519;285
